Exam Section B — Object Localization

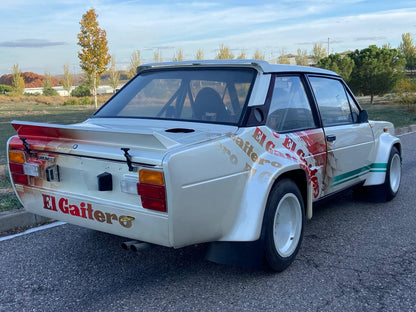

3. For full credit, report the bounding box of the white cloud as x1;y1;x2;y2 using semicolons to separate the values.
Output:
0;1;415;74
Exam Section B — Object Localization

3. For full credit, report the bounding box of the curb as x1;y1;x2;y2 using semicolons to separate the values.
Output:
0;209;50;233
395;124;416;135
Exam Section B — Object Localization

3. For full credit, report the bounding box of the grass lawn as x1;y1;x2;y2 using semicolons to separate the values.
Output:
360;98;416;128
0;101;98;212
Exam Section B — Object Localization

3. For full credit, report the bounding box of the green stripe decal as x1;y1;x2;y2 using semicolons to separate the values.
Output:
331;163;387;187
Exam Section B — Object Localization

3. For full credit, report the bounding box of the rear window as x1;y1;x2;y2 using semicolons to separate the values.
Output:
94;68;257;125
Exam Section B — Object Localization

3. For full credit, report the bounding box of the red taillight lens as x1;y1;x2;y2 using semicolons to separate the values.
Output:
140;197;167;212
137;169;167;212
11;173;29;185
137;183;165;200
9;158;29;186
9;162;24;174
137;183;167;212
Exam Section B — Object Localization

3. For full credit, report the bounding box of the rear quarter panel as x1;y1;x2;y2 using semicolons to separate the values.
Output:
164;126;327;247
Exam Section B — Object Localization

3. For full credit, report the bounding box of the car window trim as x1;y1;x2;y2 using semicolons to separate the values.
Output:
260;73;320;133
306;74;360;128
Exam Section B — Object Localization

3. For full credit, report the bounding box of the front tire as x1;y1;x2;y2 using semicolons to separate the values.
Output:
384;146;401;201
264;179;305;272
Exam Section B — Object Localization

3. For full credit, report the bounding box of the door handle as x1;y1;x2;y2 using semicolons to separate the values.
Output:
326;134;336;142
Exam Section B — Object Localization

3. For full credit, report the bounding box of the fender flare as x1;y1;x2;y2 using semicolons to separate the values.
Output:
220;164;310;242
364;133;401;186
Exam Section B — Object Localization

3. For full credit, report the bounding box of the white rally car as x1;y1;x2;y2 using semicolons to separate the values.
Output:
7;60;401;271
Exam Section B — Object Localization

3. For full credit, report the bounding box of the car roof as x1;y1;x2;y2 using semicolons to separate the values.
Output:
137;59;339;77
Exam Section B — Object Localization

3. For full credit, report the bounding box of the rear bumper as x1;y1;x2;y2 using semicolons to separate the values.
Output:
15;185;170;247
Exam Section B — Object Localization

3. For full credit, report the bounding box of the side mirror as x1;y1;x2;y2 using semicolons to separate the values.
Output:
358;110;368;123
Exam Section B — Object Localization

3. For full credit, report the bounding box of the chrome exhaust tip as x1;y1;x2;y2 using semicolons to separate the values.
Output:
121;240;139;250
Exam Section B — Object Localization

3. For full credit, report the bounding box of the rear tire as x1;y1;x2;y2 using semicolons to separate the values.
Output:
264;179;305;272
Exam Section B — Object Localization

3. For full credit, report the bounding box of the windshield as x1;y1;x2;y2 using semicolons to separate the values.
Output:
94;68;257;125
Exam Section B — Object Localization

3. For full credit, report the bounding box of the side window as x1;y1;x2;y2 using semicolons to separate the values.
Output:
347;91;360;123
266;76;316;132
309;76;353;126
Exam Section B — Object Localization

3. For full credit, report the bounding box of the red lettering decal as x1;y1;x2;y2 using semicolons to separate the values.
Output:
80;202;87;219
283;137;296;152
86;204;94;220
69;204;81;217
297;149;306;162
58;198;69;214
253;127;266;146
42;194;57;211
265;141;275;153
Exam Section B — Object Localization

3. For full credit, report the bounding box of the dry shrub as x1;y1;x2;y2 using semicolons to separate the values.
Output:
0;94;112;106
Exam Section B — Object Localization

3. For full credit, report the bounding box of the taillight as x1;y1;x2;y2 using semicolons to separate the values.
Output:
138;169;167;212
121;169;167;212
8;149;40;186
9;150;29;186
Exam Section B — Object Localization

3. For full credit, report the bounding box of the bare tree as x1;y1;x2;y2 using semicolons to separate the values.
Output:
278;49;290;64
172;49;184;61
62;63;73;96
196;49;204;60
109;55;120;93
128;50;141;78
312;43;327;64
295;49;309;66
154;50;163;62
237;50;246;59
253;49;265;60
399;33;416;70
215;44;234;59
11;63;25;95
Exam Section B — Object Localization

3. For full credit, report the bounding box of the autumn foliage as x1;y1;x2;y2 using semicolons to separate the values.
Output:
0;72;59;88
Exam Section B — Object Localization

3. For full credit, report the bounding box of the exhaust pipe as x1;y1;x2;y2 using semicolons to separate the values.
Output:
131;242;151;252
121;240;139;250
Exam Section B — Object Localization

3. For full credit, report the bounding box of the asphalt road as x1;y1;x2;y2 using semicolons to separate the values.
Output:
1;132;415;312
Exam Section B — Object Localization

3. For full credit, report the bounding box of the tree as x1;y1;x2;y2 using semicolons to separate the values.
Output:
11;63;25;95
172;49;184;61
215;44;234;59
295;49;309;66
61;63;73;96
312;43;327;64
278;49;290;64
77;8;111;108
196;49;204;60
348;45;406;104
43;72;58;96
128;50;141;78
154;50;163;62
237;50;246;59
399;33;416;71
71;85;91;97
396;77;416;112
0;84;12;94
253;49;265;60
317;53;354;82
108;55;120;93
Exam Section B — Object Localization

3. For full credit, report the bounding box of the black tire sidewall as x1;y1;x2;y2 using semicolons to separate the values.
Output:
264;178;305;272
385;146;401;201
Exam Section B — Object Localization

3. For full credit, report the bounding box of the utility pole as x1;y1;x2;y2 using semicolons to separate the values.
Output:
328;38;330;55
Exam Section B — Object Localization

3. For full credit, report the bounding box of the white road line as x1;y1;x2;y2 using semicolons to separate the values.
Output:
398;130;416;137
0;221;66;242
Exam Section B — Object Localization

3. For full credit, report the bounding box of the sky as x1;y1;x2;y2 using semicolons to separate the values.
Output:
0;0;415;76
